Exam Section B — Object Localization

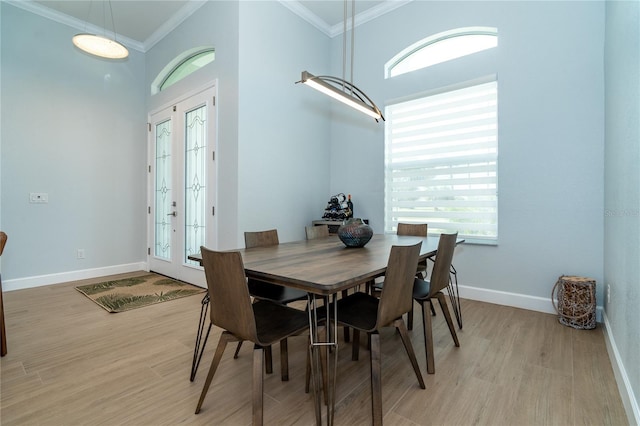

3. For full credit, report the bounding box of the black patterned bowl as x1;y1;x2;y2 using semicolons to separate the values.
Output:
338;218;373;248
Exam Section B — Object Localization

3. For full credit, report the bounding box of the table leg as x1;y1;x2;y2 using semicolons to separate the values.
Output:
190;293;211;382
447;264;463;329
308;293;338;426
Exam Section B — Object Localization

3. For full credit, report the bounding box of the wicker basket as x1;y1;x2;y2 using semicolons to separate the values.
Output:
551;275;596;330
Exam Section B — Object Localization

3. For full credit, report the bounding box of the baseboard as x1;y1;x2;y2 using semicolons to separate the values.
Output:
2;262;148;291
602;311;640;426
457;284;603;322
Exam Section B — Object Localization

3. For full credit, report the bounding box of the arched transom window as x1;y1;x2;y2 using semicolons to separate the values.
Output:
151;48;215;94
385;27;497;78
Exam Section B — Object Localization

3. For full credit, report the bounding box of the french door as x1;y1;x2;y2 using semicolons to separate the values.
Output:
147;85;216;286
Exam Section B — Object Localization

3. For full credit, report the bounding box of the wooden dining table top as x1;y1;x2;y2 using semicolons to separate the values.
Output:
189;234;464;296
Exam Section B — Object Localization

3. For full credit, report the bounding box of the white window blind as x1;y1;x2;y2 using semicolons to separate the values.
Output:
384;80;498;242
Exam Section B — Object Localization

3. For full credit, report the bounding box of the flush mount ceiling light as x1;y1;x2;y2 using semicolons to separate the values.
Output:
297;0;384;122
72;1;128;59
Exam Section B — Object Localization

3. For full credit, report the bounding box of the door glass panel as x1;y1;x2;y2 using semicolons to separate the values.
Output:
184;106;206;265
155;119;172;260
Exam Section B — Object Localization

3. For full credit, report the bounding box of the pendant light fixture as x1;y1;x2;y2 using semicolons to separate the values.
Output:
72;0;128;59
297;0;384;122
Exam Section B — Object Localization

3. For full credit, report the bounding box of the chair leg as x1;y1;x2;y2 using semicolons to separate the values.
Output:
280;339;289;381
393;318;425;389
235;341;275;376
407;302;414;330
436;292;460;347
195;332;234;414
0;282;7;357
233;341;243;359
369;332;382;426
264;345;273;374
420;300;436;374
351;329;360;361
342;290;350;342
253;345;264;426
430;299;437;316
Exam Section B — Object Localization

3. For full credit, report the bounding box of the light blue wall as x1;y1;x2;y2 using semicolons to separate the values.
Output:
145;1;241;249
143;1;331;247
328;1;606;305
604;0;640;420
1;3;147;281
237;1;331;243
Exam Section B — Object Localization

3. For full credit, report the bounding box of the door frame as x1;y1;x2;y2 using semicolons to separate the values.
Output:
146;81;218;286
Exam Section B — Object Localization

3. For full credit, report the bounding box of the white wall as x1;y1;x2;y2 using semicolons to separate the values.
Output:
1;3;147;286
328;1;606;309
604;0;640;422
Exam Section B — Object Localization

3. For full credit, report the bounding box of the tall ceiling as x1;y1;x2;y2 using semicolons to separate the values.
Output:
9;0;412;52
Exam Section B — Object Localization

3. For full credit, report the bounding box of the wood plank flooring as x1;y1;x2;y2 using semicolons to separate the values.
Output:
0;271;629;425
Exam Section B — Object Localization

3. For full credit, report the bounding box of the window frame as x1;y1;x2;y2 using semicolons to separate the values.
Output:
384;77;499;244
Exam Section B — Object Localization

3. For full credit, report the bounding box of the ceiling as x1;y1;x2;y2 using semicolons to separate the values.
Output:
11;0;412;52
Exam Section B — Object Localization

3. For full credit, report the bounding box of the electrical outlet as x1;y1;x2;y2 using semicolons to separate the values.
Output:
77;249;85;259
607;284;611;303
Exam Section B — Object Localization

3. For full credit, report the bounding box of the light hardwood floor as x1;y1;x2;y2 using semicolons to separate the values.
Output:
0;271;629;425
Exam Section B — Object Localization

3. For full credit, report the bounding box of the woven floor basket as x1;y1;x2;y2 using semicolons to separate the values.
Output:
552;275;596;330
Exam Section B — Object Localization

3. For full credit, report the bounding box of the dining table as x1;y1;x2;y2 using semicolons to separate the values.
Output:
188;233;464;425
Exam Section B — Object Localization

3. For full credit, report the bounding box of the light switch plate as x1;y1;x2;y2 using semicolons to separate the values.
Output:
29;193;49;203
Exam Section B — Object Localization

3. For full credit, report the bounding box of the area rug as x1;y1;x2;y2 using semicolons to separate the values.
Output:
75;273;205;313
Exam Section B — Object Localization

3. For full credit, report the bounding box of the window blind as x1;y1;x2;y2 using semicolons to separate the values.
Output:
384;80;498;242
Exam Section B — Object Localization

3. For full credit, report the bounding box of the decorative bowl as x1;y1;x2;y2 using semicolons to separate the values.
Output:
337;218;373;248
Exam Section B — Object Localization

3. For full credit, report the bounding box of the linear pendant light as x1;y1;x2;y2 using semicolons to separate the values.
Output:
72;1;128;59
297;0;384;122
299;71;383;120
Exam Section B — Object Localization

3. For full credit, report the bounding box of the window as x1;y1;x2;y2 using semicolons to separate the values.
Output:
386;27;497;78
160;49;215;91
384;79;498;243
153;48;215;94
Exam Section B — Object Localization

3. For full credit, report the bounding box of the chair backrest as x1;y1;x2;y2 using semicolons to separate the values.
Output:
244;229;279;248
0;232;6;256
305;225;329;240
396;223;427;237
200;246;258;343
429;233;458;295
377;242;422;328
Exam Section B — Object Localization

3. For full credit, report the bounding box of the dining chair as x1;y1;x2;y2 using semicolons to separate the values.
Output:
412;232;460;374
244;229;308;305
372;223;435;327
396;223;428;278
234;230;308;365
194;247;309;424
305;224;329;240
0;231;7;356
332;242;425;425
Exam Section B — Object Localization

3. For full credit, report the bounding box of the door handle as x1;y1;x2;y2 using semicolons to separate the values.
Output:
167;212;177;217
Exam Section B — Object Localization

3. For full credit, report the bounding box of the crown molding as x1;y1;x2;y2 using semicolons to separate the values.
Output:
143;1;207;51
327;0;414;38
5;0;145;52
280;0;414;39
4;0;207;53
278;0;333;37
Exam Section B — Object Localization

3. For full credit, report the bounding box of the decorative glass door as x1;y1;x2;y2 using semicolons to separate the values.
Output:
148;86;216;285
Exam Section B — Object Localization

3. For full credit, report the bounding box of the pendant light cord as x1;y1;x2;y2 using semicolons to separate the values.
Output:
342;0;347;90
350;0;355;90
108;0;119;41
